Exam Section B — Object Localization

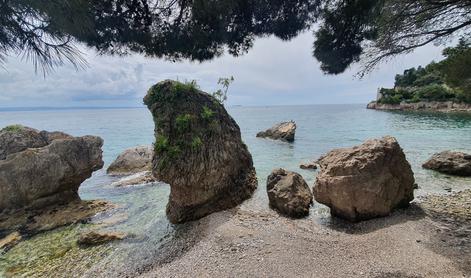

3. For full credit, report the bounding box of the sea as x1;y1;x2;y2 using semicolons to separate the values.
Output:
1;104;471;276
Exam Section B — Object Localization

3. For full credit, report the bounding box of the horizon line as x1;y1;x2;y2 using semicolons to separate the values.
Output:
0;103;367;112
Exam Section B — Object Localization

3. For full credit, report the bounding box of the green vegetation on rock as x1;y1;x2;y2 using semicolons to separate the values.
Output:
1;125;24;132
154;136;169;154
212;76;234;104
201;106;214;120
190;136;203;151
175;114;192;133
143;80;199;107
378;41;471;105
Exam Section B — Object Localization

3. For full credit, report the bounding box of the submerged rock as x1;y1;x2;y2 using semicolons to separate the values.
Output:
299;161;318;170
422;151;471;177
0;125;104;211
0;200;113;236
107;145;154;176
78;230;126;247
110;171;156;187
267;169;313;218
313;136;415;222
256;121;296;142
144;80;257;224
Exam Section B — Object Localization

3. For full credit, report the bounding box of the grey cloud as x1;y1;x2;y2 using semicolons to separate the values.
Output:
0;32;445;107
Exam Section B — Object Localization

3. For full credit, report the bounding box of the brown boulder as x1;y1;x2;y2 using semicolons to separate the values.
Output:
107;145;154;176
422;151;471;176
144;80;257;224
256;121;296;142
313;136;415;222
267;169;313;218
78;231;126;247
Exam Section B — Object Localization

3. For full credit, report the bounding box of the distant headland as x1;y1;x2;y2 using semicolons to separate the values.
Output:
368;41;471;112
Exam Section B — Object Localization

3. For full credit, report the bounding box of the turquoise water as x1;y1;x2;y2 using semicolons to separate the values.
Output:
1;105;471;276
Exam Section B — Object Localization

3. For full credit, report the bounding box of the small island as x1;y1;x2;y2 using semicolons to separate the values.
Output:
368;41;471;112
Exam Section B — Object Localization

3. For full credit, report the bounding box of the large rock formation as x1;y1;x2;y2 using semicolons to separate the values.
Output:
256;121;296;142
267;169;313;218
423;151;471;176
313;136;415;222
144;80;257;224
107;145;153;176
0;125;104;211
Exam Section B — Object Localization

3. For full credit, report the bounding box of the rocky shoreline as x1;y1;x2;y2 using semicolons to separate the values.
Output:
367;101;471;112
139;190;471;277
1;83;470;277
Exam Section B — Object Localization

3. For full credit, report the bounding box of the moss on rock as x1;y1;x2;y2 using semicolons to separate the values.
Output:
1;125;25;133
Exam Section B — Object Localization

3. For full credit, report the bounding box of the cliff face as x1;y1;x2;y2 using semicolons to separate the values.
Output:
144;80;257;224
367;101;471;112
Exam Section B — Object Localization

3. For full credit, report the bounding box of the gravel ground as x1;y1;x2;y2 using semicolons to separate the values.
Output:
139;190;471;278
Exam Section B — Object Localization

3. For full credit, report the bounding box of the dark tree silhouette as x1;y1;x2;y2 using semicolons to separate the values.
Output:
1;0;470;75
314;0;471;74
0;0;319;73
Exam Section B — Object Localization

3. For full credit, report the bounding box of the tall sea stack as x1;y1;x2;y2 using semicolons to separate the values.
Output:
144;80;257;224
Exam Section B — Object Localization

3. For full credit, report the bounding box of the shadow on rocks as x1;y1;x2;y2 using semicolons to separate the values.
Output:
319;203;426;235
419;191;471;274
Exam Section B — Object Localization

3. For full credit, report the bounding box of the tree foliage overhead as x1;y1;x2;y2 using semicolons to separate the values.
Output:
1;0;470;75
0;0;319;73
314;0;471;74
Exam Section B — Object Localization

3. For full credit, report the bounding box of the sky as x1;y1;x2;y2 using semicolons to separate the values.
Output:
0;31;445;108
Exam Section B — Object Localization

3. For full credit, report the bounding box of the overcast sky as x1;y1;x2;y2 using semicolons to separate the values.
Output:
0;31;445;108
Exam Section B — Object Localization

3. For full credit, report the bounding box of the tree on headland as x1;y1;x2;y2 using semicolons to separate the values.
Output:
1;0;470;75
376;41;471;104
438;39;471;103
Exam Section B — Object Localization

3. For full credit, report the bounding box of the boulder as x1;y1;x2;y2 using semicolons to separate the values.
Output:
0;126;104;211
144;80;257;224
256;121;296;142
78;231;126;247
313;136;415;222
423;151;471;176
299;161;317;170
267;169;313;218
107;145;154;176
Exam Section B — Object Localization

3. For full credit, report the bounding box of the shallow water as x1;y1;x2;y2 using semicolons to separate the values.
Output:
1;105;471;276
